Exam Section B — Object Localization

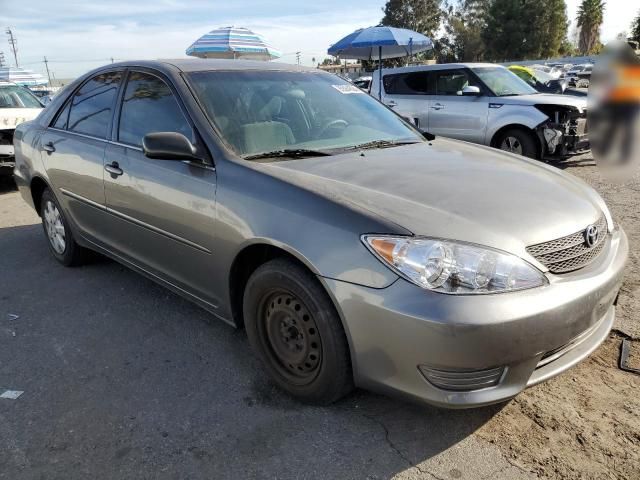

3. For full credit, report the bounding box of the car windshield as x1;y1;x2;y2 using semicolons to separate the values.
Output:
187;70;423;158
472;67;538;96
0;85;43;108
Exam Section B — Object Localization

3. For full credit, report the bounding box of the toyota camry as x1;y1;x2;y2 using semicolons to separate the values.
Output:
13;60;628;407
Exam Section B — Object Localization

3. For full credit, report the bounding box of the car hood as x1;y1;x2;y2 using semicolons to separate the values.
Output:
496;94;587;112
262;139;607;267
0;107;43;130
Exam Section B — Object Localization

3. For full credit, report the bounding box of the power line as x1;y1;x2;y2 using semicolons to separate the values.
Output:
6;28;18;67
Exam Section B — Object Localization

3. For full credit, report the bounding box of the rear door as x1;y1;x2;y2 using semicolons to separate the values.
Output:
381;71;432;129
40;70;123;241
427;68;489;143
101;70;218;305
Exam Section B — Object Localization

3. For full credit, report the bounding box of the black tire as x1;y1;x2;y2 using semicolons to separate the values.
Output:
243;258;353;404
496;128;539;159
40;188;87;266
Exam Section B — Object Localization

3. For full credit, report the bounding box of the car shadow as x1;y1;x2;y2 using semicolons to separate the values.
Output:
548;156;596;169
0;223;504;479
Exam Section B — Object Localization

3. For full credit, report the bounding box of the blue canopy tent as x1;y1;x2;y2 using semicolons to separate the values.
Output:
328;26;433;99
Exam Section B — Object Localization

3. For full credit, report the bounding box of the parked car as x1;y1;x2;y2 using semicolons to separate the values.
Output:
566;64;593;86
508;65;587;97
0;80;44;176
371;63;590;159
574;65;593;88
352;75;372;91
14;60;627;408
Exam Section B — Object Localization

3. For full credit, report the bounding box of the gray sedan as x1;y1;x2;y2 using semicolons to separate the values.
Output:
13;60;627;408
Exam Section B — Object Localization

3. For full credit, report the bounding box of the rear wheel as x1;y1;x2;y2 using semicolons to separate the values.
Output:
243;258;353;404
496;129;539;159
40;188;87;266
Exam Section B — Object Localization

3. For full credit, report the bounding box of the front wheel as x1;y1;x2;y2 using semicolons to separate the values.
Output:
496;129;539;159
243;258;353;404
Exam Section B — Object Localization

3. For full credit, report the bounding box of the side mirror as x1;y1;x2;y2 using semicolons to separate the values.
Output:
458;85;481;96
142;132;201;161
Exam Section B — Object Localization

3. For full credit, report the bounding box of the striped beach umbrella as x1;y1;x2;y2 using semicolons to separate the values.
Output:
186;26;282;61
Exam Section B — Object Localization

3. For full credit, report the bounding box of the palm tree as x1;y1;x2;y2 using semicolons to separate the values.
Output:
577;0;606;54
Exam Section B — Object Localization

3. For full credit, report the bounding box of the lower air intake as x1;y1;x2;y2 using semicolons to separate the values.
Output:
418;365;505;391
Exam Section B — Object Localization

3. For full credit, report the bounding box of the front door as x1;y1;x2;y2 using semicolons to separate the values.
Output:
40;71;123;241
101;70;218;306
427;69;489;144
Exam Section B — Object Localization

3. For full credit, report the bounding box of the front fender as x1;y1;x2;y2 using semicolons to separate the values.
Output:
485;105;548;144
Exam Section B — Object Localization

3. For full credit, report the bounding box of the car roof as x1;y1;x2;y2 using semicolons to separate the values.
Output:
105;58;319;74
377;63;501;76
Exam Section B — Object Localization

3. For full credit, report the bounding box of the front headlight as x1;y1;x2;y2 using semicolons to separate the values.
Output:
363;236;547;294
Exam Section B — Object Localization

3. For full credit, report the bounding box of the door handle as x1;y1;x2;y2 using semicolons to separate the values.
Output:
386;100;397;107
104;162;123;176
43;142;55;153
431;103;445;110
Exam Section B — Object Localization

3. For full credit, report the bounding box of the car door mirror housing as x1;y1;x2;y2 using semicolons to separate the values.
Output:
458;86;481;96
142;132;201;161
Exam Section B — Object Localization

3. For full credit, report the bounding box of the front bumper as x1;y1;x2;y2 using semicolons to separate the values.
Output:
321;227;628;408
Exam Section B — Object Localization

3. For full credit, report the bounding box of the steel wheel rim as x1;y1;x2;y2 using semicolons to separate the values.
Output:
260;290;322;384
43;200;66;254
500;136;523;155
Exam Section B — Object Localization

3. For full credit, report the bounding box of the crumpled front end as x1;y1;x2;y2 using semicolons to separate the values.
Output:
535;104;590;158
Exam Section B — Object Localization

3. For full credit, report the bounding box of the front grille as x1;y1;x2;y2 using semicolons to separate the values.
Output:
418;365;504;391
526;215;608;273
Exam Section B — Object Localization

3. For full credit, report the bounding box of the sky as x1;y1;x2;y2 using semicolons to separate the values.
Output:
0;0;633;80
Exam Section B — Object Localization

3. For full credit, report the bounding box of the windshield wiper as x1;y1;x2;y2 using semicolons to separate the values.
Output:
342;139;421;151
243;148;332;161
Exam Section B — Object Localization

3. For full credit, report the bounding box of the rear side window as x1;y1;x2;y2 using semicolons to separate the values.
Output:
52;101;71;129
118;71;192;147
67;71;122;138
384;72;432;95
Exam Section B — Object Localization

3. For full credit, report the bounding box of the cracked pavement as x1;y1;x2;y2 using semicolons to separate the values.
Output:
1;177;535;480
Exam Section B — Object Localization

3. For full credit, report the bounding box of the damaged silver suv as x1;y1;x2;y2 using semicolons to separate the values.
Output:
372;63;589;159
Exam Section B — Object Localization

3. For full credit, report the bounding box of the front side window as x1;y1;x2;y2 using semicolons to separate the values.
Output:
472;67;537;97
67;71;122;138
0;85;43;109
433;69;480;96
188;71;423;157
118;72;193;147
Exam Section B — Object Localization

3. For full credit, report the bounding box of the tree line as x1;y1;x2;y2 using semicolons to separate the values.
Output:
377;0;637;64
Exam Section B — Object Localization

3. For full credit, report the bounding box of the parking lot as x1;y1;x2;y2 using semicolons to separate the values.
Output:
1;155;639;480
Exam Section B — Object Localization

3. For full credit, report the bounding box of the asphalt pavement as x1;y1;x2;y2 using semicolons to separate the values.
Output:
0;178;533;480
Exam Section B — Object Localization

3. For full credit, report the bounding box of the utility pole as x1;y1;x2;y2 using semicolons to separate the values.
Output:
110;57;114;64
6;28;18;67
0;52;5;68
295;51;301;65
43;56;52;85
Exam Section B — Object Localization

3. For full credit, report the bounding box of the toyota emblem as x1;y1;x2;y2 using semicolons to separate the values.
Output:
584;225;599;248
